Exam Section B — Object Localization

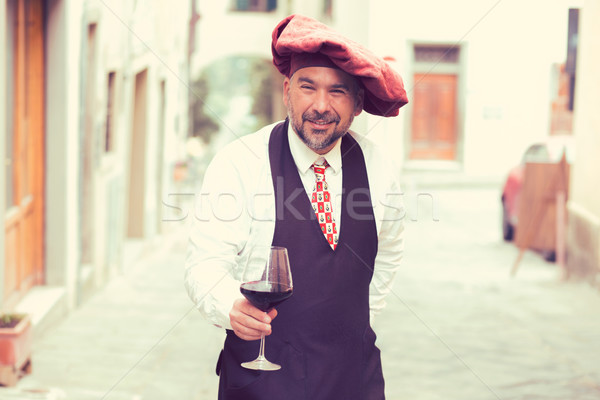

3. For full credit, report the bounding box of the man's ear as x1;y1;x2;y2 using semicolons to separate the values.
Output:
354;88;364;116
282;77;291;108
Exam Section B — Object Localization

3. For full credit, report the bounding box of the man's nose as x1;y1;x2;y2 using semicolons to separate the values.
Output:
312;90;331;114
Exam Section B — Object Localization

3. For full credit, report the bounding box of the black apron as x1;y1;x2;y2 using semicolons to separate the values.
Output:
217;120;384;400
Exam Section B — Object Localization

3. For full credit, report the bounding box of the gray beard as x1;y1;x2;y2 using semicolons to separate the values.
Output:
292;122;347;152
287;102;354;152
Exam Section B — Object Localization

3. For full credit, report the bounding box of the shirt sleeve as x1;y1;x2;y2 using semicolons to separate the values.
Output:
184;151;251;330
369;171;405;321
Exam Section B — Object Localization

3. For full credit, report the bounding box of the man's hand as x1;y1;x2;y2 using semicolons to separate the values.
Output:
230;298;278;341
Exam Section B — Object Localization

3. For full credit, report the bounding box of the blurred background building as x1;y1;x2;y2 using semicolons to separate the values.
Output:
1;0;193;332
1;0;598;336
567;0;600;281
189;0;583;181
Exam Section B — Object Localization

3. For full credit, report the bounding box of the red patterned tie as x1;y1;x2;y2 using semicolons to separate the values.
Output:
311;161;338;250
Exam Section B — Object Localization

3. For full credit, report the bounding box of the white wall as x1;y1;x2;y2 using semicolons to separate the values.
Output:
45;0;84;308
190;1;583;182
0;0;190;311
194;2;281;71
0;0;7;305
74;0;191;281
566;0;600;277
570;0;600;215
367;0;583;180
46;0;192;302
128;1;191;239
193;0;345;72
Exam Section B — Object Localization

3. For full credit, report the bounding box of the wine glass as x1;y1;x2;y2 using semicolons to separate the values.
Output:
239;246;293;371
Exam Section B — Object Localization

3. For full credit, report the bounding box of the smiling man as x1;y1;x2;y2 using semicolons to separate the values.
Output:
185;14;408;400
284;64;364;154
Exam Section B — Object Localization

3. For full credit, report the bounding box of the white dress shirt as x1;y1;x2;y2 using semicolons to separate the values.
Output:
185;121;405;330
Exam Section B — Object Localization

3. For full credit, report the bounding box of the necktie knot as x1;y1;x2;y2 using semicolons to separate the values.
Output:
312;161;329;181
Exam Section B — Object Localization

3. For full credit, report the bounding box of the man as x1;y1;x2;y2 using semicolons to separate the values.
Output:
185;14;408;400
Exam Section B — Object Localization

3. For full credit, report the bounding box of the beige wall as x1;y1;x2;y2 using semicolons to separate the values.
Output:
45;0;83;308
193;0;584;181
0;0;190;317
70;0;192;291
570;1;600;215
0;0;7;305
567;0;600;278
43;0;191;304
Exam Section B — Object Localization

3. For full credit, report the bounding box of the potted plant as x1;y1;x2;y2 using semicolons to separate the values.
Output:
0;313;32;386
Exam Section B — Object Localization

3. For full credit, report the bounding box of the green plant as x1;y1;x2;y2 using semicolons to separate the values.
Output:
249;58;275;129
190;73;220;143
0;314;25;329
192;55;277;143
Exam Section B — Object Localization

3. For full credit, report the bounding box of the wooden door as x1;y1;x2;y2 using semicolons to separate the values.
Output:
410;73;458;160
127;70;148;238
4;0;46;305
156;80;166;233
81;23;98;265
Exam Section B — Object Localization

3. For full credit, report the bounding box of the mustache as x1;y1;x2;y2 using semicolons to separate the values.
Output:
302;111;340;124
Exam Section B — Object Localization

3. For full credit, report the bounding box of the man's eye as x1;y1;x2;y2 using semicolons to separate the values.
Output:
301;85;314;90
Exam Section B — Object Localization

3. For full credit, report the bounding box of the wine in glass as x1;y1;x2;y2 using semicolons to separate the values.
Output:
239;246;293;371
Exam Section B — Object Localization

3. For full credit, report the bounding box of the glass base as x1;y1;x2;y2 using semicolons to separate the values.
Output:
241;356;281;371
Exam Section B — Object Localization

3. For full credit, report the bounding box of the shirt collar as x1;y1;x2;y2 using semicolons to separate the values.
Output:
287;122;342;175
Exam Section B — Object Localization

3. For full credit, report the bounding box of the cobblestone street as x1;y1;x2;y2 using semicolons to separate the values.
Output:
378;187;600;400
2;187;600;399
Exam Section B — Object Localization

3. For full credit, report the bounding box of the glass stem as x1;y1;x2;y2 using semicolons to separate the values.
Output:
258;334;266;360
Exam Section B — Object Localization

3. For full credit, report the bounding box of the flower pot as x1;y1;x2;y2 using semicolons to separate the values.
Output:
0;314;32;386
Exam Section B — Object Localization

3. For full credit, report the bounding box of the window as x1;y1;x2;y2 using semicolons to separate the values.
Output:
233;0;277;12
414;45;459;64
323;0;333;18
105;71;116;152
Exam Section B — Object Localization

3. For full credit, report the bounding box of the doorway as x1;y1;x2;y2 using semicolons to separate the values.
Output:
410;73;458;160
127;70;149;238
408;45;462;163
81;23;98;265
4;0;46;305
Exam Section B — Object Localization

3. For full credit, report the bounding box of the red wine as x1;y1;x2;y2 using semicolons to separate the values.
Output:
240;281;293;312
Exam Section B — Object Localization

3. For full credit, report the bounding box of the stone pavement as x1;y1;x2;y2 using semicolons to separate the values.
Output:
377;188;600;400
1;187;599;399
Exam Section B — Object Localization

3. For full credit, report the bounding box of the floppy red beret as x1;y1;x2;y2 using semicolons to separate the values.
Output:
272;14;408;117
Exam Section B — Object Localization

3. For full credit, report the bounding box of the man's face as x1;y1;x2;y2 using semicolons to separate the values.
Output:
283;67;363;155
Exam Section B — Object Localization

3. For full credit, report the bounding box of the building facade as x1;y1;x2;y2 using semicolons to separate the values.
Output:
1;0;192;330
567;0;600;280
192;0;582;183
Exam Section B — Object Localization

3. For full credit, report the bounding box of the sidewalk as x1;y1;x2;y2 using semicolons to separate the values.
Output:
1;225;223;400
1;188;599;399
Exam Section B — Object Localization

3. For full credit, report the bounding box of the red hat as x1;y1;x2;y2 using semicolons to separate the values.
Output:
272;14;408;117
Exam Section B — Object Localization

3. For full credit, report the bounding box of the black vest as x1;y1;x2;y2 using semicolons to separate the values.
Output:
218;120;384;400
